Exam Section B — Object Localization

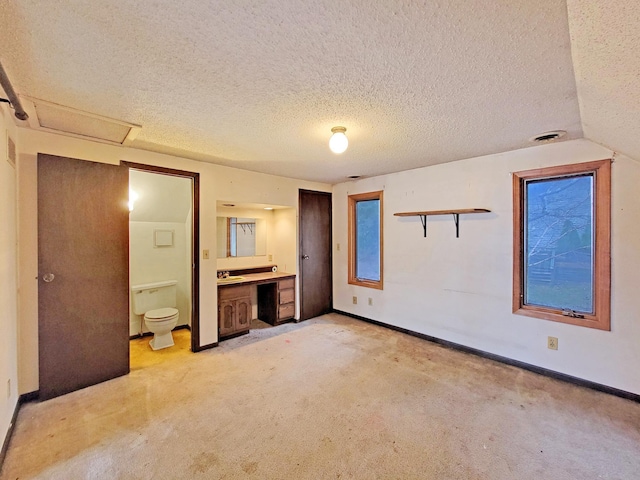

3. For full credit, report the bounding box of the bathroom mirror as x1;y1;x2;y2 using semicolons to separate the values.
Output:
216;217;267;258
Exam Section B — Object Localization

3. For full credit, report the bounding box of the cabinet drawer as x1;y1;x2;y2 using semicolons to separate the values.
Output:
218;284;251;300
279;278;295;290
279;288;295;305
278;303;295;319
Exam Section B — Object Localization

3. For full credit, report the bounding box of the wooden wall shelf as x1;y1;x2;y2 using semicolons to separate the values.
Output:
394;209;490;238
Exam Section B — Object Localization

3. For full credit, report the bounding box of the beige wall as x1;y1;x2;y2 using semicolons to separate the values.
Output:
0;106;19;448
129;221;191;335
16;127;330;394
332;139;640;395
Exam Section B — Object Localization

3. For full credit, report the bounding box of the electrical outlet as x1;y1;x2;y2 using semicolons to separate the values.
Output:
268;254;273;262
548;336;558;350
368;297;373;306
203;249;210;260
337;243;341;251
352;296;357;305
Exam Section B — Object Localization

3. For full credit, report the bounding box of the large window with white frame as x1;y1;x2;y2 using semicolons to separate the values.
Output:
512;160;611;330
348;191;383;290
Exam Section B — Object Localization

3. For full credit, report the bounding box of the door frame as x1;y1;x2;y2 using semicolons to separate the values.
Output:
298;189;333;321
122;161;202;352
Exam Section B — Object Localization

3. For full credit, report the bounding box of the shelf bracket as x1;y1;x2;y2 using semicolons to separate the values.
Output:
420;215;427;237
453;213;460;238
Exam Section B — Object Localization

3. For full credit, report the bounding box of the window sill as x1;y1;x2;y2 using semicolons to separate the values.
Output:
513;306;609;331
348;278;383;290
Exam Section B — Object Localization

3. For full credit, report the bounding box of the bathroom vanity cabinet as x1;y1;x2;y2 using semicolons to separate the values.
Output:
277;277;295;322
217;266;296;340
218;284;252;339
257;277;296;325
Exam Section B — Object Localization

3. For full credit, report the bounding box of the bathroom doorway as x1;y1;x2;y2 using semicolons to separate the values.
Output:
123;162;200;358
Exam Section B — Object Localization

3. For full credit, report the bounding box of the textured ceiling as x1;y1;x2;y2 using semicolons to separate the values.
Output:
566;0;640;163
0;0;614;184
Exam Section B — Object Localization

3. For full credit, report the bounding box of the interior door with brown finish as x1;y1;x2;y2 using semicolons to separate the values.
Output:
38;154;129;400
299;189;332;321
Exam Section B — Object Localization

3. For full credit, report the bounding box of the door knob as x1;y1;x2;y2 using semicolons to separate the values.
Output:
42;273;55;283
302;255;309;260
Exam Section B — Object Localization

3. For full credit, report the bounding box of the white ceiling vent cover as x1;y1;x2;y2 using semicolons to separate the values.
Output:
23;97;140;145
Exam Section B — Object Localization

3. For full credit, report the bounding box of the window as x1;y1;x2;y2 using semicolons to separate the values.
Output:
348;191;383;289
513;160;611;330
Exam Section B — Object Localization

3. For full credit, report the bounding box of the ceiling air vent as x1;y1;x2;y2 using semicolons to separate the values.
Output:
22;96;141;146
529;130;567;143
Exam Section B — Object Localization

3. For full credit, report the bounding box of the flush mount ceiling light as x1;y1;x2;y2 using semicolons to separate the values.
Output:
329;126;348;154
528;130;567;143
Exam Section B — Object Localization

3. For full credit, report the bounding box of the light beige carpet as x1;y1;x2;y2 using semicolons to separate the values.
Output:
2;313;639;479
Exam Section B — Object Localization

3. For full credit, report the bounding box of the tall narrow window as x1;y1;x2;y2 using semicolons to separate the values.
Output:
349;191;383;289
513;160;611;330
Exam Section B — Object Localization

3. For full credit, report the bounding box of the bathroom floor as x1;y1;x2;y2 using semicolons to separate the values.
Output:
130;321;275;371
130;328;192;371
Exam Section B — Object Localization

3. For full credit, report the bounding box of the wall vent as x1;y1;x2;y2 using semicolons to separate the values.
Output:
529;130;567;143
21;96;141;146
6;134;16;168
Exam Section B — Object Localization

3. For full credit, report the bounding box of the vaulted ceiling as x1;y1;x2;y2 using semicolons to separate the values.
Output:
0;1;637;184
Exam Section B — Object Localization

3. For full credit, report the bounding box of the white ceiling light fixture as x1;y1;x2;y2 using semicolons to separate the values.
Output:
329;126;348;154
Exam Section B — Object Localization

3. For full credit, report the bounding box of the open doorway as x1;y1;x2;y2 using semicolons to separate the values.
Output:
123;162;200;367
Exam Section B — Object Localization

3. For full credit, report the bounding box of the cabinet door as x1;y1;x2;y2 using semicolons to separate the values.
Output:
235;298;252;331
219;300;236;337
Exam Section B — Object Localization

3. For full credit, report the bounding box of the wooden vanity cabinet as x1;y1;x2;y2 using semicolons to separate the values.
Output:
257;276;296;326
218;284;251;339
277;278;295;322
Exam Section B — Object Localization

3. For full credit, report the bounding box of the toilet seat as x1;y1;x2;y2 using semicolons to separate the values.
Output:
144;307;178;321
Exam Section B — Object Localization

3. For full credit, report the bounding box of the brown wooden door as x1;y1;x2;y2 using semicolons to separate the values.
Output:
299;190;332;320
38;154;129;400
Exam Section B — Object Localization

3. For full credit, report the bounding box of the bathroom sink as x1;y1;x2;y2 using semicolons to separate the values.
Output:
217;276;245;284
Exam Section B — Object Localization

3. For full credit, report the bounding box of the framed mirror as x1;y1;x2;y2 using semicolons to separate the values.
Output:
216;217;267;258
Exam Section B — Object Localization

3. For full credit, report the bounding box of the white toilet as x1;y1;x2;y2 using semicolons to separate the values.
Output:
131;280;180;350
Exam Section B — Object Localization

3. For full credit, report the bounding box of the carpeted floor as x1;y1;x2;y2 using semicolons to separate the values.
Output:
2;313;639;479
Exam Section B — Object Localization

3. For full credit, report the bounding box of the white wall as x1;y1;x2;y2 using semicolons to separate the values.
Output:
272;208;298;276
129;221;191;335
333;139;640;395
0;105;19;449
16;127;330;394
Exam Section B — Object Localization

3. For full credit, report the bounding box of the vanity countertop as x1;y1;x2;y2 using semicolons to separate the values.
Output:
217;271;295;287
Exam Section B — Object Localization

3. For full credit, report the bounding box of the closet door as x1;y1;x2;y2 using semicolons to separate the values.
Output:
299;189;332;320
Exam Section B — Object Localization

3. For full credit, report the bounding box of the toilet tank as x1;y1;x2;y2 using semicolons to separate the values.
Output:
131;280;177;315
